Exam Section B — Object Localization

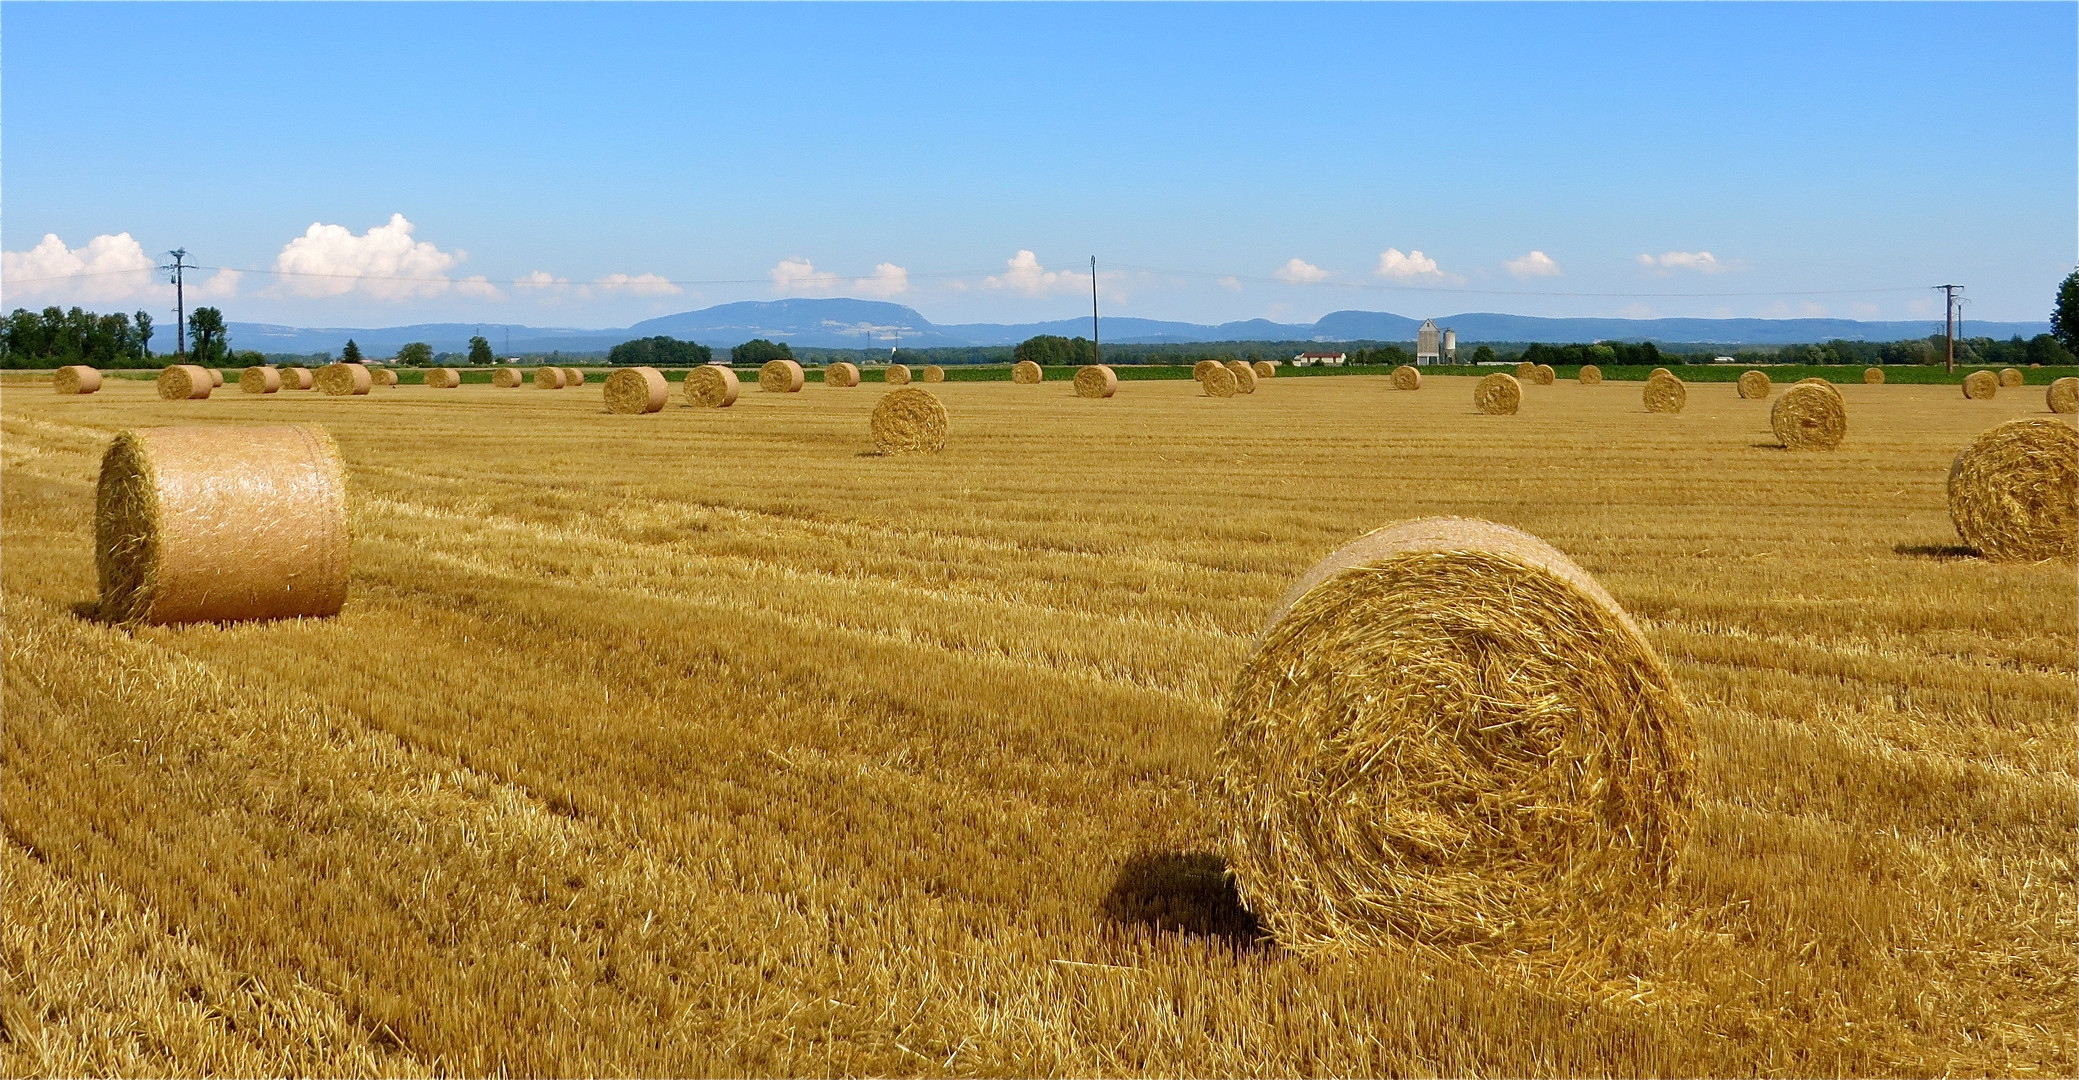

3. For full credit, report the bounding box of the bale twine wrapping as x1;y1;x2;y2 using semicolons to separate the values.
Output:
2049;377;2078;414
1863;367;1885;385
1962;370;1998;399
683;364;739;408
1947;417;2078;562
1531;364;1556;385
240;366;281;394
1738;370;1772;399
1770;383;1847;450
1515;362;1536;379
1012;360;1044;385
563;368;585;386
534;366;566;390
1226;360;1258;394
1253;360;1276;379
1194;359;1226;381
1642;373;1686;413
281;367;315;390
1201;364;1240;398
1578;364;1603;385
604;366;669;414
1391;365;1421;391
1650;367;1672;380
870;387;948;454
759;359;805;393
54;366;102;395
95;424;349;625
208;369;225;388
824;362;860;387
316;363;373;397
1217;517;1694;954
886;364;912;386
1999;367;2025;387
1074;364;1118;398
425;367;460;389
922;365;946;383
492;367;524;388
1474;372;1521;415
157;365;212;400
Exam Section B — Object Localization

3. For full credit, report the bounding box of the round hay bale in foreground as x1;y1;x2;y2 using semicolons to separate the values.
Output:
1194;359;1226;381
1074;364;1117;398
1578;364;1603;385
316;363;372;397
1201;364;1239;398
1253;360;1276;379
1226;360;1258;394
1650;367;1672;380
1531;364;1556;385
424;367;460;389
1391;365;1421;391
240;366;281;394
1474;372;1520;414
157;365;212;401
534;366;566;390
922;365;945;383
95;424;349;625
563;367;585;386
492;367;524;388
1643;374;1686;414
683;364;739;408
1012;360;1044;385
280;367;315;390
1863;367;1885;385
1515;361;1536;379
870;387;948;454
1217;517;1694;954
1999;367;2024;387
2048;377;2078;414
604;366;668;414
1771;383;1847;450
759;359;805;393
54;366;102;395
885;363;912;386
208;369;225;388
824;361;860;387
1947;417;2077;562
1962;370;1998;399
1737;370;1771;399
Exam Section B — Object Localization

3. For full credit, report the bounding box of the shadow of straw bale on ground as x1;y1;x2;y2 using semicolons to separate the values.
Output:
1099;851;1266;945
1893;543;1980;561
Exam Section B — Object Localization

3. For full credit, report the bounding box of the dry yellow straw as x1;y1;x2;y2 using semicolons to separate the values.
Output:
1578;364;1603;385
371;367;398;386
1771;382;1847;450
95;424;349;625
1863;367;1885;385
563;367;584;385
425;368;460;389
492;367;523;388
870;387;948;454
535;366;567;389
1074;364;1118;398
759;359;805;393
1649;367;1672;380
824;361;860;387
922;365;945;383
281;367;315;390
886;363;913;386
1012;360;1044;385
208;369;225;388
604;367;668;414
316;363;373;397
1226;360;1258;393
1642;373;1686;413
1474;372;1520;414
1391;365;1421;391
1253;360;1276;379
2048;377;2078;414
1201;364;1239;397
54;366;102;395
1515;361;1536;379
1999;367;2024;387
684;364;740;408
157;365;212;400
1962;370;1998;399
1947;417;2077;562
1738;370;1772;399
1531;364;1556;385
240;366;281;394
1217;516;1693;955
1194;359;1226;381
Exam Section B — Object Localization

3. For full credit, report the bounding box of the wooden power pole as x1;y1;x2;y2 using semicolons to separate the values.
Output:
162;249;190;356
1936;284;1962;373
1090;256;1101;366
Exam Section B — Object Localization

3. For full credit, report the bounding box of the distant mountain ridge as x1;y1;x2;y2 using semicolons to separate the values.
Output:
229;297;2052;355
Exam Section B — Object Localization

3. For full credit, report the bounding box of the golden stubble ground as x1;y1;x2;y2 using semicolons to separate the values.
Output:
2;374;2073;1077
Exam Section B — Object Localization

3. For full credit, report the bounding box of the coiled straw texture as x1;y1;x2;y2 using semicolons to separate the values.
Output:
1771;383;1847;450
1253;361;1276;379
1074;365;1117;398
1474;372;1520;414
281;367;315;390
604;367;668;414
535;366;567;389
316;363;372;397
157;365;212;400
1225;360;1258;394
2048;377;2077;414
240;367;281;394
54;366;102;395
492;367;523;388
886;364;912;386
1217;517;1694;955
1643;374;1686;413
683;365;739;408
1391;365;1421;391
922;365;946;383
1200;365;1239;398
1999;367;2024;387
1863;367;1885;385
425;368;461;389
1947;417;2077;562
1515;362;1536;379
95;424;350;625
824;362;860;387
1737;370;1771;399
1962;371;1998;399
1578;365;1602;385
760;359;805;393
1012;360;1044;385
1194;360;1225;381
870;387;948;454
1531;364;1556;385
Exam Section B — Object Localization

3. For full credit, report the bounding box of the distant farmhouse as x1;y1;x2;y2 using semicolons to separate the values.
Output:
1291;351;1347;367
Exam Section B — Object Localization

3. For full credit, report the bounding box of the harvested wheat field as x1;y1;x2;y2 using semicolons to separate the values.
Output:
2;374;2073;1078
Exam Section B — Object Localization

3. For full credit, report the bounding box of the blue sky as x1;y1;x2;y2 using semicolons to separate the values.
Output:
4;2;2071;330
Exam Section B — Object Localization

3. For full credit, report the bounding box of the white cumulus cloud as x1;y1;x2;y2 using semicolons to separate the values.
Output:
983;250;1091;297
594;272;682;297
1503;250;1562;279
1375;247;1445;280
1218;276;1243;291
3;232;240;305
1638;250;1728;273
1273;258;1331;284
769;258;907;298
272;213;468;300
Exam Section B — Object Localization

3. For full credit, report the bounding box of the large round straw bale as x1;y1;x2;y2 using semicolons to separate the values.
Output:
208;369;225;388
604;366;668;414
1947;417;2077;562
1201;364;1239;397
1474;372;1520;414
1074;364;1118;398
1650;367;1672;380
316;363;372;397
824;361;860;387
563;367;585;386
1012;360;1044;385
886;363;912;386
1217;517;1694;954
240;366;281;394
1863;367;1885;385
1194;359;1226;381
760;359;805;393
54;366;102;395
425;367;460;389
1531;364;1556;385
1643;373;1686;413
1771;383;1847;450
1515;361;1536;379
1999;367;2024;387
1253;360;1276;379
1962;370;1998;399
1226;360;1258;393
922;365;945;383
156;365;212;400
684;364;739;408
492;367;523;388
1391;365;1421;391
870;387;948;454
2048;377;2078;414
534;366;566;390
280;366;315;390
95;424;349;625
1738;370;1772;399
1578;364;1603;385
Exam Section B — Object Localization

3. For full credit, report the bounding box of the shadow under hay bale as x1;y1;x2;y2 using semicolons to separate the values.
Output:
1099;852;1264;944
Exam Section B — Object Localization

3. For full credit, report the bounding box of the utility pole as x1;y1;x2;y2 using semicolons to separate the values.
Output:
1936;284;1962;373
1090;256;1101;366
162;249;190;356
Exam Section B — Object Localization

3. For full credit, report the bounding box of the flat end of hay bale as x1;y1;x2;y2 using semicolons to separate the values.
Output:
1474;372;1520;414
921;365;946;383
1073;364;1118;398
1391;365;1421;391
1737;370;1772;399
1252;360;1275;378
1962;370;1999;399
1012;360;1044;385
683;364;740;408
1643;373;1686;413
1771;382;1847;450
886;363;912;386
759;359;805;393
1948;417;2078;562
870;387;948;453
1200;364;1239;397
2048;377;2078;414
604;366;669;413
1578;364;1603;385
1224;360;1257;393
1863;367;1885;385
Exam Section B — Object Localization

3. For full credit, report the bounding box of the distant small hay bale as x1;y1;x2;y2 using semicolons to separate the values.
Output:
316;363;372;397
2048;377;2078;414
1578;364;1603;385
1074;364;1118;398
95;423;349;625
2031;363;2042;369
1201;364;1240;397
1962;370;1999;399
1226;360;1258;393
424;368;461;389
240;366;281;394
1531;364;1556;385
1194;359;1226;381
870;387;948;454
824;361;860;387
604;366;668;414
208;369;225;388
1863;367;1885;385
492;367;524;388
156;365;212;400
760;359;805;393
1216;517;1694;955
885;363;912;386
1737;370;1772;399
1650;367;1672;380
1474;372;1520;414
684;364;740;408
563;368;584;386
1391;365;1421;391
1013;360;1044;385
1253;360;1276;379
1771;383;1847;450
281;367;315;390
1515;361;1536;379
370;367;398;387
54;366;102;395
922;365;946;383
534;366;567;390
1947;417;2078;562
1643;373;1687;413
1999;367;2025;387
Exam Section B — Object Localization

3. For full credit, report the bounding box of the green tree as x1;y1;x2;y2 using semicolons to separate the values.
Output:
467;336;496;367
730;338;794;365
2053;269;2079;356
133;311;153;360
1012;334;1095;367
187;307;228;365
2026;333;2074;368
609;335;713;366
342;339;364;364
1471;344;1497;364
397;342;435;367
